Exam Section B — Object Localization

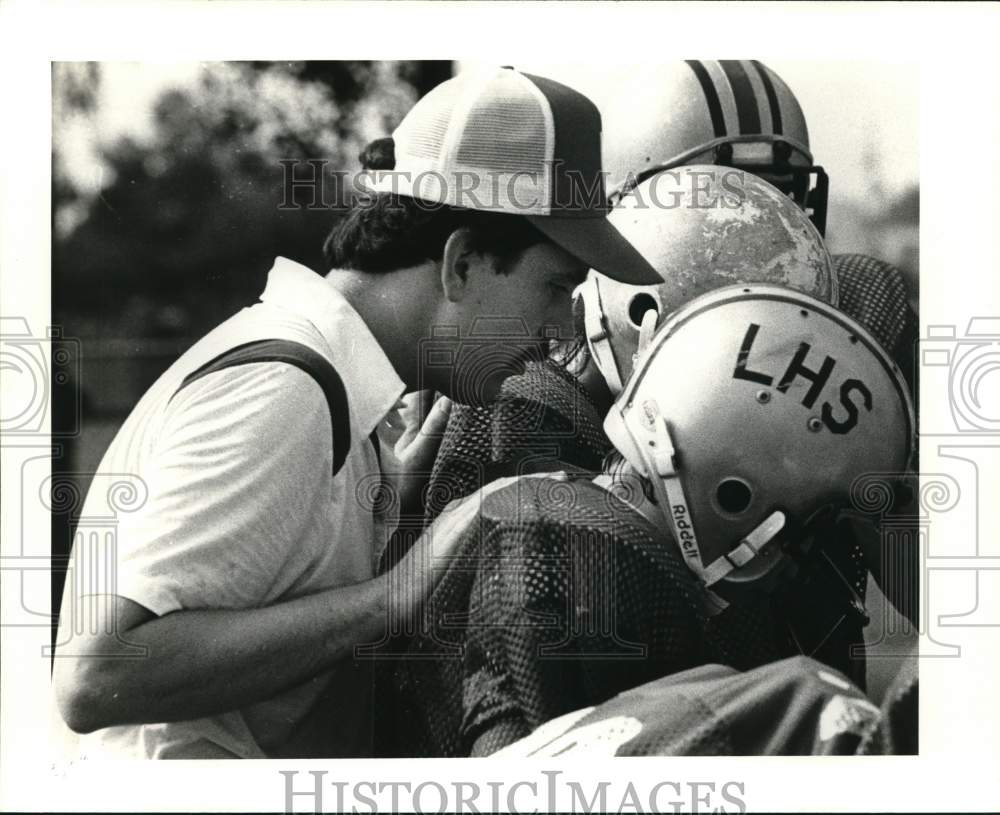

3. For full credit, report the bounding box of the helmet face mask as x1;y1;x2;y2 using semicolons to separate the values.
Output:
581;166;838;397
621;137;825;217
603;285;916;610
758;163;829;237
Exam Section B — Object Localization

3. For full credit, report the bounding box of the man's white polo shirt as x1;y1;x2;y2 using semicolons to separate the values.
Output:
72;257;405;758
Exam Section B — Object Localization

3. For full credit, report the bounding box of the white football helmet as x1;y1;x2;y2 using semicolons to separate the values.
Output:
579;166;837;395
603;285;915;609
492;61;827;230
605;61;827;232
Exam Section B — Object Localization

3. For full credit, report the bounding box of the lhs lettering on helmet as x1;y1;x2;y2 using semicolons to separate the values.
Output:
732;322;874;434
672;504;700;561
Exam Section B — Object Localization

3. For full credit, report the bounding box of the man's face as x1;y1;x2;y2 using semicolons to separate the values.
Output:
446;241;587;405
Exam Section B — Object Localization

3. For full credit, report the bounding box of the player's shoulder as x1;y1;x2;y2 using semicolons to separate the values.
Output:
482;473;615;515
480;474;665;551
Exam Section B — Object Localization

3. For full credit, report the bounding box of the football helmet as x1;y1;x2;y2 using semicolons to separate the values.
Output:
603;285;915;610
579;166;837;395
494;61;827;230
600;60;827;232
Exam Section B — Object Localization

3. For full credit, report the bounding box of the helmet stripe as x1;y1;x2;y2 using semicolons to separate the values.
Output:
719;60;761;135
742;60;774;134
684;60;727;138
751;60;783;135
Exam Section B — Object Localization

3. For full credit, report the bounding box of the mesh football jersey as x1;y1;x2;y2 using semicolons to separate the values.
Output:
380;476;706;757
378;255;917;756
833;252;917;396
834;252;920;626
378;477;867;757
423;359;611;526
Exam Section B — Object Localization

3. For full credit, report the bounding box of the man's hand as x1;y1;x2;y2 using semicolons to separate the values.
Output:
378;391;452;517
387;471;568;620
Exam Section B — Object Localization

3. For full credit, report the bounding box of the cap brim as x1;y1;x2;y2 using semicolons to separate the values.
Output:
527;215;661;285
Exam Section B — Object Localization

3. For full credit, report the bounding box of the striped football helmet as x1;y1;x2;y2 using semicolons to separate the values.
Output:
519;60;829;234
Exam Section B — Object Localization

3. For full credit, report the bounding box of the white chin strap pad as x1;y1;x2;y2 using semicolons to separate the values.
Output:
635;307;659;364
580;276;624;395
701;510;787;587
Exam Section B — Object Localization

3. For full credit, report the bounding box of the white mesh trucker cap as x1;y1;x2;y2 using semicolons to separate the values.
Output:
369;67;660;286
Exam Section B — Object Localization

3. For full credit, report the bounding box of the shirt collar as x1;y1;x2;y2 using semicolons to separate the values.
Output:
259;257;406;436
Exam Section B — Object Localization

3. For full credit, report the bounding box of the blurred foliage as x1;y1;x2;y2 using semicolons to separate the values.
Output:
52;61;451;340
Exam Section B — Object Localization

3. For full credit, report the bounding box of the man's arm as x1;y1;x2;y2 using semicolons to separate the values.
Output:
54;427;481;735
53;576;387;733
53;373;455;735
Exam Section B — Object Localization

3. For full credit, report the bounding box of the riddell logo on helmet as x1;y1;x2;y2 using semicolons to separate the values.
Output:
732;323;873;435
672;504;699;559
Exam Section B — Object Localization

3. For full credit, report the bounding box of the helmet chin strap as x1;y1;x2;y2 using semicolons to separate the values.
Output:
625;405;787;611
625;409;725;613
701;510;787;587
580;276;625;395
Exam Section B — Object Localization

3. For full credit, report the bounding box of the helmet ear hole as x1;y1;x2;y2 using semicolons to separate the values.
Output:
628;292;660;328
716;478;753;514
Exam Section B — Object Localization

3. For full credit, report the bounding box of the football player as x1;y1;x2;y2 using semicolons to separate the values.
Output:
587;60;920;633
378;170;915;755
380;280;915;756
420;61;919;629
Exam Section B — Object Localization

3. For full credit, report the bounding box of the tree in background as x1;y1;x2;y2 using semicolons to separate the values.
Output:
53;61;451;341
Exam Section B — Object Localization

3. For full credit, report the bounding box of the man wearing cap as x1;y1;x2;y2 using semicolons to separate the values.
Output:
53;67;656;759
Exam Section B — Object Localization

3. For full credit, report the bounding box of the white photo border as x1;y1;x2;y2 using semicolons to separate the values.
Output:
2;1;999;812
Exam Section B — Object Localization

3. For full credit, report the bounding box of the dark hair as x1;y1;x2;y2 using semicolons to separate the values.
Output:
548;293;590;373
602;448;658;505
323;137;548;274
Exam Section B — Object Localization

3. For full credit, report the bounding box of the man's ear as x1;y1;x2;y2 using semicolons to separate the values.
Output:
440;227;489;303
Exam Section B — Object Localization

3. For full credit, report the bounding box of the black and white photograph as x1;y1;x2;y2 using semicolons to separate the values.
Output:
1;2;999;813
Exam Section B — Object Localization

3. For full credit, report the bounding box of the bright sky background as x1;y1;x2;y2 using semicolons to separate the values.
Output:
766;59;918;199
60;60;918;203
